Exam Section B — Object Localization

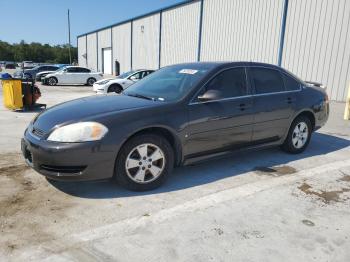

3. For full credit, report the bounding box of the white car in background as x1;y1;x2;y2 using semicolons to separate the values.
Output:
93;69;154;94
43;66;103;86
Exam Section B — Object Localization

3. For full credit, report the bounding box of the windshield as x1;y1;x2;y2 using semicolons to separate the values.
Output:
123;65;212;102
118;70;136;79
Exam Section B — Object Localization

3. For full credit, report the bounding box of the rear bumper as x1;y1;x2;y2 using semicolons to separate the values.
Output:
314;101;329;130
21;129;116;181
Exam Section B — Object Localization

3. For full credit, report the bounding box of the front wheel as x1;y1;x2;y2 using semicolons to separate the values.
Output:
107;84;123;93
48;77;57;86
281;116;312;154
115;134;174;191
87;78;96;86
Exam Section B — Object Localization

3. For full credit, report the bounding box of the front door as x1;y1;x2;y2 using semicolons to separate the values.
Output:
185;67;254;158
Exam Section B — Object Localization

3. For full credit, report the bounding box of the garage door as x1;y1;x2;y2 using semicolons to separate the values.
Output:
103;48;112;74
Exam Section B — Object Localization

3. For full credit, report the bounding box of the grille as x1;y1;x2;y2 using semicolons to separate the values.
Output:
32;127;45;138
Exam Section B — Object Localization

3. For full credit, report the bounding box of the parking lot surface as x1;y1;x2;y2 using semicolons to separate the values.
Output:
0;81;350;261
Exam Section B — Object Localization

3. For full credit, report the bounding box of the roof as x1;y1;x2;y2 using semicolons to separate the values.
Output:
164;61;283;70
77;0;198;38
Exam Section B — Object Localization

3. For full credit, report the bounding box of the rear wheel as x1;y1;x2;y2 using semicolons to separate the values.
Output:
48;77;57;86
87;78;96;86
107;84;123;93
115;134;174;191
281;115;312;154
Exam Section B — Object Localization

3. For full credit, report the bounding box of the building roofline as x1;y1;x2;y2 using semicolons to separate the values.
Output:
77;0;198;38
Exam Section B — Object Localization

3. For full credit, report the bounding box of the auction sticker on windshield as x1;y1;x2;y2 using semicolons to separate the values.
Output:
179;69;198;74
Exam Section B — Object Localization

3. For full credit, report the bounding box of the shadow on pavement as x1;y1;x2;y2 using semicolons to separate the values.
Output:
49;132;350;199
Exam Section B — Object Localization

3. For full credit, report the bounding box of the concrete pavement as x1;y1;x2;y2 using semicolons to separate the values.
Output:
0;81;349;261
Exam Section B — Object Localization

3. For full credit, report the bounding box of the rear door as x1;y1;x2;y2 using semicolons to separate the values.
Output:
248;67;294;143
185;67;254;157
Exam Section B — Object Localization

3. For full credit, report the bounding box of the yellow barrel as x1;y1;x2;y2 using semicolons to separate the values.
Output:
2;79;23;110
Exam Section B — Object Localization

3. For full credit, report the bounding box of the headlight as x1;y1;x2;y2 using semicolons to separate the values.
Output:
47;122;108;142
98;80;110;85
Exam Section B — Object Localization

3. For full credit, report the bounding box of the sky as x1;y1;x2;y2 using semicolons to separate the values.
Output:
0;0;186;46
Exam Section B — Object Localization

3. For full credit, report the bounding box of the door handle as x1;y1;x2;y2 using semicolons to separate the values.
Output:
238;103;251;111
286;97;294;104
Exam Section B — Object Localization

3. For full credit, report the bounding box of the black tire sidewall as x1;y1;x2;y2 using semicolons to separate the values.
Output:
115;134;174;191
108;84;122;93
282;116;312;154
48;77;57;86
87;78;96;86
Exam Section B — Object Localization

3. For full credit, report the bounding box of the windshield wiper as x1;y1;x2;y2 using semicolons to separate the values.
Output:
125;93;155;101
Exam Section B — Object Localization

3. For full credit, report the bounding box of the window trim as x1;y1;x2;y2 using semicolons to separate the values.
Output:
189;66;251;105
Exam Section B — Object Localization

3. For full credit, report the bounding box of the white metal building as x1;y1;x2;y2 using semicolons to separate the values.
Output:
77;0;350;101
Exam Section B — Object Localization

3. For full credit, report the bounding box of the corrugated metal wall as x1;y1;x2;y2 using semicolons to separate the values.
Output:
77;36;87;67
282;0;350;101
78;0;350;101
200;0;284;64
86;33;97;71
112;23;132;74
97;28;112;72
132;14;160;70
201;0;283;64
160;2;201;67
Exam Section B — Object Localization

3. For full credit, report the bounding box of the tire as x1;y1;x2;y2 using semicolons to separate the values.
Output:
281;115;312;154
87;78;96;86
115;134;174;191
48;77;57;86
107;84;123;93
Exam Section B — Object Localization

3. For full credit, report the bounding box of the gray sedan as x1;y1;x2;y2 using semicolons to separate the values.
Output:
21;62;329;191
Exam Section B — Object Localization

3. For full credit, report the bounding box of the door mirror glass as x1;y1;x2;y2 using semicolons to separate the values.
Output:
198;89;222;102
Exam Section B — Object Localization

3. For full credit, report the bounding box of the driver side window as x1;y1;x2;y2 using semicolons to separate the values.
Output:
129;72;142;80
199;67;248;100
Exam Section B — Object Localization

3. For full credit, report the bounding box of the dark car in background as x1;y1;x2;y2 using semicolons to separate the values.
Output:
13;65;60;80
22;62;329;191
5;63;16;69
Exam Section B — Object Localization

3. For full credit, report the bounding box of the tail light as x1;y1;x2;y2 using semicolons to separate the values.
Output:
99;73;103;77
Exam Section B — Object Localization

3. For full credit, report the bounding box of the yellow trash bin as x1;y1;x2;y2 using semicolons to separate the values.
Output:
2;79;24;110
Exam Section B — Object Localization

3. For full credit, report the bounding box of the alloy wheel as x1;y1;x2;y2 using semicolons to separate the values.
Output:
292;121;308;149
125;143;165;184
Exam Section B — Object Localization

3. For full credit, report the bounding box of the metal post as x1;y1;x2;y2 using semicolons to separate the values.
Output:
158;11;162;69
68;9;72;64
197;0;204;61
96;32;99;71
278;0;289;66
111;27;113;75
130;21;133;70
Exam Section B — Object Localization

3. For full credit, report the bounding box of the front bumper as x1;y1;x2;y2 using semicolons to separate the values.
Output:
21;128;116;181
93;83;107;93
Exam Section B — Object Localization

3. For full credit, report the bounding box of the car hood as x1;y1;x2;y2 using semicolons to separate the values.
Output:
44;72;57;78
37;70;53;75
95;78;117;84
33;95;156;132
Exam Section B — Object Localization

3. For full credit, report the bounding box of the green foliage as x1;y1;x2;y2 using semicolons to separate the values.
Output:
0;40;77;64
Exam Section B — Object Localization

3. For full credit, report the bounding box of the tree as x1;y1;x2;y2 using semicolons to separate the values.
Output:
0;40;77;64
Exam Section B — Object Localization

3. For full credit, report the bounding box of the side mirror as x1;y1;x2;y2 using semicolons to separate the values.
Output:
197;89;222;102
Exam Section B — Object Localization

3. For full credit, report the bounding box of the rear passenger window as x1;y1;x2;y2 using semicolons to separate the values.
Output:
202;67;248;99
251;68;285;94
283;73;300;91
